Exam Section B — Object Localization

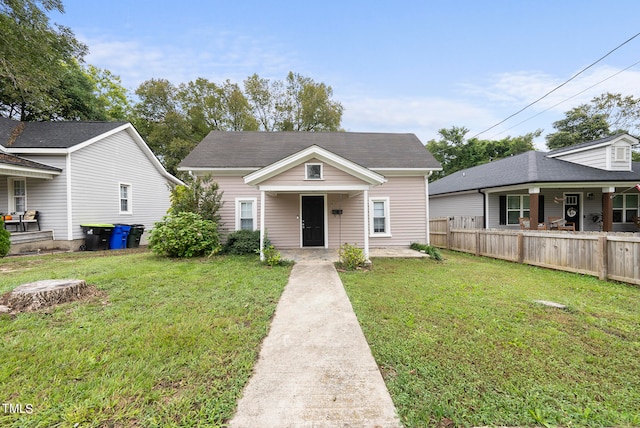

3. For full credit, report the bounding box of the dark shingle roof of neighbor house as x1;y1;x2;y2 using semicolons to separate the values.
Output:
0;152;62;172
179;131;442;170
0;117;127;149
429;150;640;195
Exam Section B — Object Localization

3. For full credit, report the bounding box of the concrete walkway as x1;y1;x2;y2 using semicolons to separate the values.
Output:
229;260;402;428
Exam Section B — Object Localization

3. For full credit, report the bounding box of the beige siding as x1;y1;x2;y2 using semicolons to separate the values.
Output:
262;159;368;187
328;193;365;247
70;130;173;240
212;176;262;236
264;193;300;248
369;176;427;247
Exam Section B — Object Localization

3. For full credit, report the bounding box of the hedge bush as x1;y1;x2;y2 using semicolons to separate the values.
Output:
224;229;261;255
0;221;10;257
149;212;221;258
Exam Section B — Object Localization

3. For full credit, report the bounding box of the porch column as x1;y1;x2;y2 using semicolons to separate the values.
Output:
602;187;614;232
363;189;370;260
259;190;265;261
528;188;540;230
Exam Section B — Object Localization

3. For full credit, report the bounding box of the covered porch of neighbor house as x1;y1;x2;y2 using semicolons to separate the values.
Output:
1;153;62;254
487;183;640;232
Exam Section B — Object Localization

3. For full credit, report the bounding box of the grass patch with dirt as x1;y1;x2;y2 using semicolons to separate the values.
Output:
0;250;291;427
339;251;640;427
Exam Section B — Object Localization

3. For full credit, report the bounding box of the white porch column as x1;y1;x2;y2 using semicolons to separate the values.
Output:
424;176;430;245
259;190;265;261
363;189;369;260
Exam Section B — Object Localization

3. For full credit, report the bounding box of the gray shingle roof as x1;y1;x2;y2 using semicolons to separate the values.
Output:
179;131;441;170
0;117;126;149
0;152;62;172
429;150;640;195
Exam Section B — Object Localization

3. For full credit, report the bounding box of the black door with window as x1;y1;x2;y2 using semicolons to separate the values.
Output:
302;196;324;247
564;193;580;229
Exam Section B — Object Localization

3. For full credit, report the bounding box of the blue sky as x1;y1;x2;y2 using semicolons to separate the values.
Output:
52;0;640;149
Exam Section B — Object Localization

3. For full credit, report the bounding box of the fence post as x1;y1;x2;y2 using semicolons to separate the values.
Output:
446;218;451;250
517;232;524;264
475;230;480;256
598;235;608;281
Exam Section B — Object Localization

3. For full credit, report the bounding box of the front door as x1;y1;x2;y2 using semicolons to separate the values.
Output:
302;196;324;247
564;193;580;230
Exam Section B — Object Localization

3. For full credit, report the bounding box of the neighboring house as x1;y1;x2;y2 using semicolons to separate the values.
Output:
178;131;442;258
0;117;182;252
429;133;640;232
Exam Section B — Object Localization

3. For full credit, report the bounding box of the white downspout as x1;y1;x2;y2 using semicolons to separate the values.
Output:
425;172;432;245
66;153;73;240
259;190;265;261
363;189;369;261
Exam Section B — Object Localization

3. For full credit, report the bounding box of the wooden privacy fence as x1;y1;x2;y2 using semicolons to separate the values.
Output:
429;217;640;286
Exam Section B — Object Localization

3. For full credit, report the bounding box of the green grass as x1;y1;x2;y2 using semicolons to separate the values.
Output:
339;251;640;428
0;250;291;427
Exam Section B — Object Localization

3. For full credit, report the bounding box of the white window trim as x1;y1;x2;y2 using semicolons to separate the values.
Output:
7;177;27;214
119;183;132;214
305;163;323;180
613;194;639;224
506;194;530;225
614;146;629;162
369;196;391;237
235;197;258;231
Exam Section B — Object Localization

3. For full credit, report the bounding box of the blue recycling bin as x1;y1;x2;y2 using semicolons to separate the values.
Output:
109;224;131;250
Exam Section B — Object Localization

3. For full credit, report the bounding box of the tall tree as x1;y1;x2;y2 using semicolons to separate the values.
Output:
0;0;89;120
545;92;640;150
85;65;132;121
426;126;538;180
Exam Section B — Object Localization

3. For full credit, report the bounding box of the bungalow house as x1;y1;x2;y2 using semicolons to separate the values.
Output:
0;117;182;253
178;131;442;259
429;133;640;232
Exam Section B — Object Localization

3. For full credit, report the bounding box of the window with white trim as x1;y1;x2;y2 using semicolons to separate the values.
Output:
119;183;132;214
613;194;638;223
8;178;26;213
369;197;391;237
236;198;257;230
507;195;529;225
305;163;323;180
613;146;629;162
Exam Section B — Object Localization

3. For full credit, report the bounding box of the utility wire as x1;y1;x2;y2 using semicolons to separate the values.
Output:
472;31;640;139
486;58;640;140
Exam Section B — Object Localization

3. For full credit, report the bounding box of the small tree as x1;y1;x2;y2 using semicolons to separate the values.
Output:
0;220;10;257
149;212;221;258
169;174;223;223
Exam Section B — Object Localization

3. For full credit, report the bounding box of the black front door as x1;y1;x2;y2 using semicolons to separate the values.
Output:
564;193;580;229
302;196;324;247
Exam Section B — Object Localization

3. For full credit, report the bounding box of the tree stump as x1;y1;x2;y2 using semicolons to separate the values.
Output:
6;279;89;312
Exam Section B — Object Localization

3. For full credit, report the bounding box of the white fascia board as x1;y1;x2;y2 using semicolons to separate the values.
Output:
244;145;385;186
371;167;441;176
258;184;371;193
0;164;60;179
178;167;259;176
5;148;69;155
547;135;639;158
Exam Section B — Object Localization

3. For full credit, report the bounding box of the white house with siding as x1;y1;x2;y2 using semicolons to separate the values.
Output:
0;117;182;252
178;131;442;259
429;134;640;232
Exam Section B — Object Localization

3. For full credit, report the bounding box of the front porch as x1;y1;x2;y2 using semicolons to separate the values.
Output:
6;230;61;255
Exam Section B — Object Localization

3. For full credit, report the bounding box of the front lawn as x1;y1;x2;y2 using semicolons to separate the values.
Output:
0;251;291;427
340;251;640;427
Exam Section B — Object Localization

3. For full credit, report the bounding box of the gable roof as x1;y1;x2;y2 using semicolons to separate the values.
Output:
179;131;442;171
546;133;637;157
430;150;640;195
0;117;127;149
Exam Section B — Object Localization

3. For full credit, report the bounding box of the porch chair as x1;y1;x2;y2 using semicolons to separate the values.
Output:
3;213;23;232
21;210;41;231
519;217;547;230
548;216;575;231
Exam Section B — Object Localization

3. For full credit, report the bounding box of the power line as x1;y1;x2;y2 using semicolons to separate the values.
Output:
471;31;640;139
486;58;640;139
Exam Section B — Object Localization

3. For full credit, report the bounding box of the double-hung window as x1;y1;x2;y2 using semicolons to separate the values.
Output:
369;197;391;237
507;195;529;225
613;194;638;223
236;198;257;231
119;184;132;214
8;178;26;213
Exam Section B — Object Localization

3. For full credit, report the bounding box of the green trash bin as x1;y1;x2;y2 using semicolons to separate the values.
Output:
126;224;145;248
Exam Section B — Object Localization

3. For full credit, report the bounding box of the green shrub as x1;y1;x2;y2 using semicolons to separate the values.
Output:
224;229;261;255
149;212;221;258
261;245;284;267
409;242;443;261
0;221;10;257
338;243;367;270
